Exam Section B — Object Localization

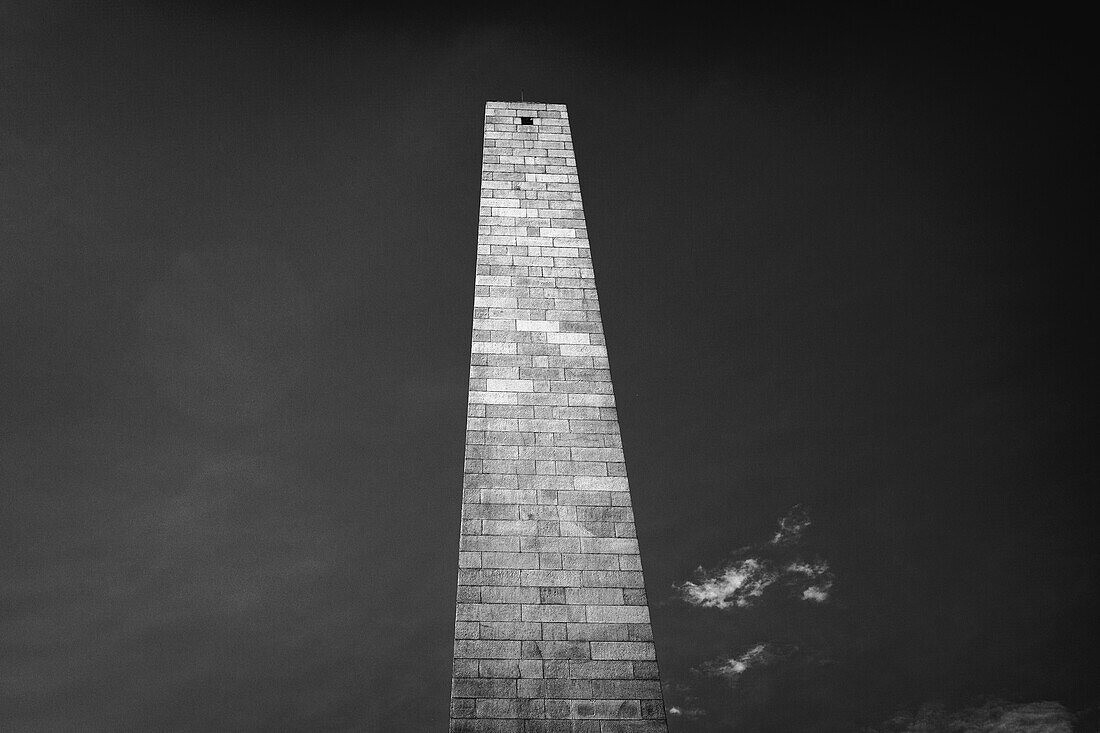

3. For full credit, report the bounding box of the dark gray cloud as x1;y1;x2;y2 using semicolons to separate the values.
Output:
868;700;1076;733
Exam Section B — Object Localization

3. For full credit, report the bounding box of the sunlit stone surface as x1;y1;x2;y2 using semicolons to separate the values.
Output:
449;102;668;733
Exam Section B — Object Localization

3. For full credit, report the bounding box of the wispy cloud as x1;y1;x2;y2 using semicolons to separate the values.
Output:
676;506;834;608
677;558;778;609
770;504;811;545
787;561;833;603
800;584;832;602
697;643;771;681
667;705;707;721
870;699;1076;732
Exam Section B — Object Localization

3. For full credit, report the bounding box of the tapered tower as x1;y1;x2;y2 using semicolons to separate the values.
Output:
450;102;668;733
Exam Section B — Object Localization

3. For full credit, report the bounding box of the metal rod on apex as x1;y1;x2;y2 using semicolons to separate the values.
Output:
448;102;668;733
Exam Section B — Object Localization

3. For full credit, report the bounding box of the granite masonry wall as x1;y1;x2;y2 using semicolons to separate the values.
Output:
449;102;668;733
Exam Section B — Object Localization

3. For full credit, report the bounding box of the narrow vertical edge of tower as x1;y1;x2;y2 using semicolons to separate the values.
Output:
449;102;669;733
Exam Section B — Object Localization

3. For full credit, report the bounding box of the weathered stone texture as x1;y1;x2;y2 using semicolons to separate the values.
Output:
450;102;667;732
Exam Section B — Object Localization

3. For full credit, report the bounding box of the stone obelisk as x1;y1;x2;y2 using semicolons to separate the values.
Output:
450;102;668;733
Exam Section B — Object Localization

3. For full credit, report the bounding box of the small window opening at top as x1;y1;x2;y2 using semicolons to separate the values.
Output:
520;116;534;125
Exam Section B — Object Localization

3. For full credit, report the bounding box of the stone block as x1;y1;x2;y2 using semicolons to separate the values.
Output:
454;658;479;678
590;642;656;661
454;640;522;659
479;621;543;640
566;623;630;642
483;552;540;569
457;603;522;622
565;587;623;605
521;604;586;623
521;640;590;660
585;605;650;624
482;586;540;604
453;678;518;698
567;659;634;679
479;659;520;678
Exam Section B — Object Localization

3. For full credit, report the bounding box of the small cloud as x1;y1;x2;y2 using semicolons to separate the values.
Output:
770;504;811;545
677;558;777;609
696;643;794;685
712;643;769;678
787;560;833;602
786;560;829;577
668;705;707;720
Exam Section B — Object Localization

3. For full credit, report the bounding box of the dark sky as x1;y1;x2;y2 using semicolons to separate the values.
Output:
2;3;1096;731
